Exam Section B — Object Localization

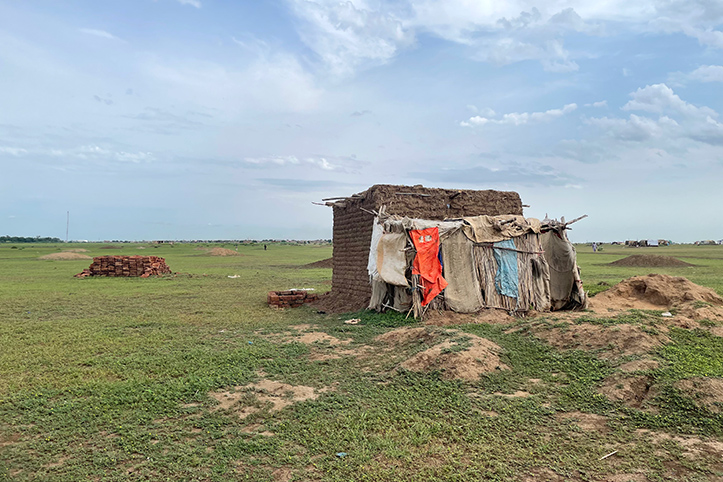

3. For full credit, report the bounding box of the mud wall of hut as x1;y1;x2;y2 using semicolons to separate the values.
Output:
328;185;524;312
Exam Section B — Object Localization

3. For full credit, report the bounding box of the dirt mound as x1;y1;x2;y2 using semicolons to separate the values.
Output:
618;359;660;372
310;291;354;314
208;248;240;256
210;379;322;419
609;255;694;267
555;411;609;432
675;378;723;413
400;335;508;380
62;248;89;253
290;324;351;346
599;374;656;409
376;327;508;380
375;327;439;345
258;324;352;349
590;274;723;311
39;252;92;260
532;323;669;358
301;258;333;269
424;308;516;326
99;245;122;249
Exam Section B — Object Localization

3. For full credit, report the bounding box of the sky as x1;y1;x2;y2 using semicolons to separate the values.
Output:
1;1;722;242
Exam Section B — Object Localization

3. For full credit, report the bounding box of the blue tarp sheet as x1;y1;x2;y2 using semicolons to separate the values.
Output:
493;239;519;299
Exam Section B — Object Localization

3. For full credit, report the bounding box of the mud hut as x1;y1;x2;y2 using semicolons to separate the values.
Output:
319;184;586;315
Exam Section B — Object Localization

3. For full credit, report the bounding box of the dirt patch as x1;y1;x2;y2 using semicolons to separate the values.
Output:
272;467;293;482
399;335;508;380
590;274;723;312
99;245;122;249
62;248;89;253
375;326;439;345
520;467;569;481
618;359;660;372
301;258;333;269
494;391;531;398
608;255;694;267
308;345;372;361
0;433;20;447
599;374;656;409
532;323;669;358
676;304;723;324
604;474;646;482
675;378;723;413
240;423;274;436
44;456;70;469
424;308;516;326
556;411;609;433
376;327;508;380
210;379;321;419
207;247;241;256
639;429;723;458
288;324;352;346
39;252;92;260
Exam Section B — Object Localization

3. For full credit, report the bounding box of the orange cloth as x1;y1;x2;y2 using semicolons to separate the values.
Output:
410;227;448;306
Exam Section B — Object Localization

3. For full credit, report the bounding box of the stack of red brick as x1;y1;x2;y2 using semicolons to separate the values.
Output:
75;256;172;278
267;290;319;308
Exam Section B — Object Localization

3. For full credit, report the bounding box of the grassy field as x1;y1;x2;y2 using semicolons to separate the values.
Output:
1;242;723;481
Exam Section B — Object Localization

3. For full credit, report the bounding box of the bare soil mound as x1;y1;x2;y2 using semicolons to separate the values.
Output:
39;252;92;260
376;327;508;380
400;335;508;380
210;379;321;419
599;374;656;409
609;255;694;267
590;274;723;311
99;245;122;249
375;327;439;345
675;378;723;413
310;292;352;314
425;308;516;326
618;359;660;372
301;258;333;269
532;323;669;358
555;411;609;432
208;248;240;256
290;324;351;346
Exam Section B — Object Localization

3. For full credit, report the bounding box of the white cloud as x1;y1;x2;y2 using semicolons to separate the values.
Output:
177;0;201;8
287;0;414;77
687;65;723;83
283;0;723;77
46;145;155;163
0;146;28;156
79;28;123;41
115;151;155;163
622;83;716;117
583;84;723;148
244;155;339;171
586;100;607;108
461;103;577;127
586;114;678;141
145;53;321;113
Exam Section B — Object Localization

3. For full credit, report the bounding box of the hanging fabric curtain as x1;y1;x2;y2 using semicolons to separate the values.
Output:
492;238;519;299
410;227;448;306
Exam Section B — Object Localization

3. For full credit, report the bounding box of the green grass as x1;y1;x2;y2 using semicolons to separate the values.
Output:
1;242;723;481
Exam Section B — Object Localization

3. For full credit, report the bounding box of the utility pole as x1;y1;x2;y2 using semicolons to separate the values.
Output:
66;211;69;243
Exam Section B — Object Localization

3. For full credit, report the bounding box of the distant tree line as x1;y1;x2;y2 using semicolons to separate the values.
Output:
1;236;63;243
